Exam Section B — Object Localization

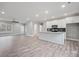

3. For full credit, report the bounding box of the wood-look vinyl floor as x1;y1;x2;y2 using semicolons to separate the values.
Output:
0;35;79;57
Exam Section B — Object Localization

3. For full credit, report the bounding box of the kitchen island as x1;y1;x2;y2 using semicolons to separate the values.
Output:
38;32;66;45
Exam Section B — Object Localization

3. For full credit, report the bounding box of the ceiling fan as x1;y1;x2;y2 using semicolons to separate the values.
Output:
11;18;19;23
0;18;20;23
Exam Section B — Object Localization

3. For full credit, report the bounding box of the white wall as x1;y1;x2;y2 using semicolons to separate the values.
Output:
25;21;34;36
42;22;47;32
25;22;44;36
13;23;24;34
34;24;40;34
34;24;38;34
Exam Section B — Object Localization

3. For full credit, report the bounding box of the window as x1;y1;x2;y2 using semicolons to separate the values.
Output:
0;22;12;33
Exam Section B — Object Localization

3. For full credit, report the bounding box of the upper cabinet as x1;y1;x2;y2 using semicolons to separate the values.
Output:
46;16;79;29
66;16;79;24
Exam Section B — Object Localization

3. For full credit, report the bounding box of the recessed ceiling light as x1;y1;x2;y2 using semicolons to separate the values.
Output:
61;4;66;8
1;11;5;14
45;10;48;14
35;14;39;17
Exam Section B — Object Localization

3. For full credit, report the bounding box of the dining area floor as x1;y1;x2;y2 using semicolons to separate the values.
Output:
0;35;79;57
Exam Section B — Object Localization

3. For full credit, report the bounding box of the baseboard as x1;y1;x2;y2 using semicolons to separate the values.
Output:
66;38;79;42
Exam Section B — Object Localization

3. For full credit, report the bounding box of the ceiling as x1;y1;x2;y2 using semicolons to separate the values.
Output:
0;2;79;23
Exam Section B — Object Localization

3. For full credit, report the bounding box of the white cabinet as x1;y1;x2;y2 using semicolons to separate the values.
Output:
38;32;65;45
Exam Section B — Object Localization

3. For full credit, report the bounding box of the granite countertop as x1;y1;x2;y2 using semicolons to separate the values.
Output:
39;32;65;34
